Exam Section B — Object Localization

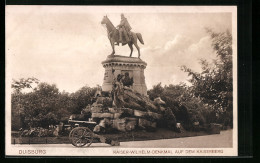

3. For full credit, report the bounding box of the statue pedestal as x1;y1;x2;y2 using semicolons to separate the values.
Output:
102;55;147;96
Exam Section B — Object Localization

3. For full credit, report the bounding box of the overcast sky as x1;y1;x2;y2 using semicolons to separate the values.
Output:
6;6;234;93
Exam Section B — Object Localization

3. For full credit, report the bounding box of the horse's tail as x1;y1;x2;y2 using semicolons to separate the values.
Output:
136;33;144;44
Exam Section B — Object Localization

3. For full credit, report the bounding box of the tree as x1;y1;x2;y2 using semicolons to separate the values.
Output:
12;77;39;93
147;83;164;101
11;77;39;130
148;83;207;129
181;29;233;126
15;83;61;128
55;91;76;122
70;85;97;114
11;80;99;129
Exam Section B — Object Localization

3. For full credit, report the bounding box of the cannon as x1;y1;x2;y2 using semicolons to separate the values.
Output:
68;119;120;147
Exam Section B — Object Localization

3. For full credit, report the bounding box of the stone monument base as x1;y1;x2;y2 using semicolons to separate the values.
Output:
102;55;147;96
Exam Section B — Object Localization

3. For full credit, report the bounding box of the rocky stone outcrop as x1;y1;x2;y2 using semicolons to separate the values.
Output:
71;87;182;133
87;87;167;132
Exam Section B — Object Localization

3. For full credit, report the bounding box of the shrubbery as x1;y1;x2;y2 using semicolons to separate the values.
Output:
147;29;233;129
11;81;99;130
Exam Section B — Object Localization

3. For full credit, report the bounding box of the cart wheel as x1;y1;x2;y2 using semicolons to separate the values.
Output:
69;127;93;147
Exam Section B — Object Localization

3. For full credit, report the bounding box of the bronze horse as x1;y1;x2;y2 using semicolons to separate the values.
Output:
101;16;144;58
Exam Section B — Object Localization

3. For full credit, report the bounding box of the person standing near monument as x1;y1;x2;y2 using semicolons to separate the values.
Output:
117;14;132;45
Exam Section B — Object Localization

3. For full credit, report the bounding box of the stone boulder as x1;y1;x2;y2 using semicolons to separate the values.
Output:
153;97;166;106
125;117;138;131
138;118;156;129
91;106;104;113
147;111;162;120
92;113;114;118
121;108;134;116
112;118;127;132
134;110;147;117
123;89;159;112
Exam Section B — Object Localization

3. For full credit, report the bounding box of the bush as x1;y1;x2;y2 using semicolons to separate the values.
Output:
181;29;233;127
12;115;22;131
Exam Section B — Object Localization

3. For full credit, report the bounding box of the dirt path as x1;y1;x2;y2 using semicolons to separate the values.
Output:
119;129;233;148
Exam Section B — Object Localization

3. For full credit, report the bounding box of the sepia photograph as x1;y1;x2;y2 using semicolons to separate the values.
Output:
5;5;237;156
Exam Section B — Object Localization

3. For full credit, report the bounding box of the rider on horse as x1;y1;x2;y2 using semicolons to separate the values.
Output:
116;14;132;45
101;14;144;58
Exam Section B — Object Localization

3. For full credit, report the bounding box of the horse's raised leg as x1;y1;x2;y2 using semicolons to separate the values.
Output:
128;43;133;57
133;42;140;58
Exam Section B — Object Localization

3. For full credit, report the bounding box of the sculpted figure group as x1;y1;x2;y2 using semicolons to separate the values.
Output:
111;72;134;108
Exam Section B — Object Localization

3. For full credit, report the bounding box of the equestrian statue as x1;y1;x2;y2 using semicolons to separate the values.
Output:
101;14;144;58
